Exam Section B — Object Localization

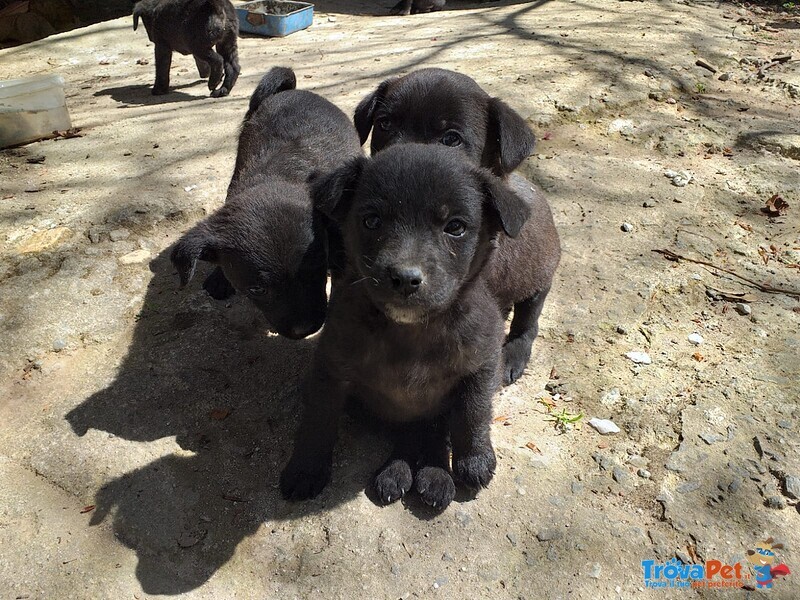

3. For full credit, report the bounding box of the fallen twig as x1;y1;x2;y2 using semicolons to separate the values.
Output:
653;249;800;298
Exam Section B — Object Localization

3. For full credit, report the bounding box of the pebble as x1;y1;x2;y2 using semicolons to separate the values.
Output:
616;325;628;335
588;563;602;579
766;495;786;510
620;222;633;232
677;481;701;493
612;466;630;485
628;455;648;468
441;552;454;562
52;339;66;352
517;487;526;496
638;468;651;479
87;228;102;243
608;119;635;135
536;528;562;542
783;475;800;500
778;420;792;430
600;388;621;406
688;333;704;345
626;351;651;365
432;577;448;589
506;532;518;547
664;169;693;187
735;303;752;316
119;249;151;264
718;72;731;81
666;97;677;104
571;481;584;494
588;418;621;435
699;433;719;445
109;228;130;242
676;551;692;564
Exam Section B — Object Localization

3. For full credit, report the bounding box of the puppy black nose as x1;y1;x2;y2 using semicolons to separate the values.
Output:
389;266;424;296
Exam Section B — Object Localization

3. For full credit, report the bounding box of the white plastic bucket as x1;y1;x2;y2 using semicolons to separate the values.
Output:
0;74;72;148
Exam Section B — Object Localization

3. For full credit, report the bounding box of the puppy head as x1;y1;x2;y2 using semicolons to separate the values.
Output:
313;144;529;324
171;182;328;339
353;68;536;176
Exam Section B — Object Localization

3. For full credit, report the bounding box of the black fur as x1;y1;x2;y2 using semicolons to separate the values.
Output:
353;68;560;384
170;67;362;339
390;0;446;16
280;144;532;507
132;0;240;97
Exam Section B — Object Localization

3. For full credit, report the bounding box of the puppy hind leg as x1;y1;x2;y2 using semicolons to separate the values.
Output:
211;34;239;98
195;48;224;94
390;0;413;15
152;43;173;95
202;266;235;300
502;287;550;386
193;55;211;79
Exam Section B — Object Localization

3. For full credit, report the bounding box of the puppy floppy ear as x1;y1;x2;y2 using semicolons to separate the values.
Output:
476;170;531;238
353;80;391;146
485;97;536;176
170;224;220;287
312;157;367;222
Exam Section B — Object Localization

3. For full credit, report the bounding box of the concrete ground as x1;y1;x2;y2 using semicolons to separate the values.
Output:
1;0;799;598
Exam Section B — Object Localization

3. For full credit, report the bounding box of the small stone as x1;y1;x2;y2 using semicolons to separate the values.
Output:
728;478;741;494
638;469;651;479
592;452;614;471
571;482;583;494
588;418;621;435
664;169;693;187
608;119;635;135
16;227;72;253
517;487;526;496
688;333;704;345
783;475;800;499
87;228;102;243
621;222;633;232
677;481;701;493
24;184;42;193
642;200;655;208
778;420;792;430
546;546;559;562
442;552;455;562
626;351;651;365
119;249;151;264
600;388;621;406
432;576;448;589
699;433;719;445
588;563;602;579
718;72;731;81
766;495;786;510
735;303;752;316
613;466;630;485
666;97;677;104
536;528;562;542
506;532;518;546
616;325;627;335
52;339;67;352
327;15;337;22
109;228;130;242
676;551;692;564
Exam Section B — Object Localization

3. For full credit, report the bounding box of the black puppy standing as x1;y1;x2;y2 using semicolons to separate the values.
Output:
171;67;362;338
133;0;240;96
354;68;561;385
280;144;531;509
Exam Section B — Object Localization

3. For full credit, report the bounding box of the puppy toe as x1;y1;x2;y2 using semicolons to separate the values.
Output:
203;268;236;300
502;339;531;385
415;466;455;510
280;457;331;501
373;459;413;505
453;449;496;490
210;87;229;98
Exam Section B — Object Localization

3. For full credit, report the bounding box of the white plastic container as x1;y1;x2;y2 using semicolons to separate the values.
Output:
0;74;71;148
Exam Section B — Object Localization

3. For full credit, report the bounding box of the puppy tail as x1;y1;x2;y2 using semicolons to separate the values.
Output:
245;67;297;120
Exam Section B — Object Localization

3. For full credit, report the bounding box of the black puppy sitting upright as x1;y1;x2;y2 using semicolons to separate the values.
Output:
133;0;240;97
280;144;531;509
354;68;561;384
171;67;362;339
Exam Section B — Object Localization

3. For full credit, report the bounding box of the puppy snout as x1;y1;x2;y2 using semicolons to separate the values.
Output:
388;265;424;296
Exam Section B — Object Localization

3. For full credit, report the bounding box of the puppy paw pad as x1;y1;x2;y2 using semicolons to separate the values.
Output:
374;459;413;504
415;467;455;510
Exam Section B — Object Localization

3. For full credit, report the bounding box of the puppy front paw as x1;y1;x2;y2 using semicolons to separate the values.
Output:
502;337;533;385
210;87;229;98
453;448;496;489
415;466;455;510
203;267;236;300
152;86;169;96
280;455;331;501
373;459;413;504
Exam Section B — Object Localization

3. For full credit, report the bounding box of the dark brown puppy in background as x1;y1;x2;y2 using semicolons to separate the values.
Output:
354;68;561;385
391;0;446;16
281;144;531;509
133;0;240;96
171;67;362;339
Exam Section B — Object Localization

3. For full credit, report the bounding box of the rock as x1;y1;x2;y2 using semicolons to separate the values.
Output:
664;169;693;187
506;532;518;546
588;418;621;435
441;552;455;562
676;550;692;564
536;528;562;542
52;339;66;352
735;303;752;316
628;455;648;468
766;495;786;510
783;475;800;500
688;333;704;345
718;72;731;81
608;119;635;135
638;468;651;479
699;433;719;445
109;228;130;242
432;577;448;589
600;388;621;406
16;227;72;253
778;420;792;430
616;325;628;335
612;466;630;485
118;249;151;264
620;222;633;232
626;351;651;365
571;482;584;494
588;563;602;579
87;228;102;244
666;97;677;104
592;452;614;471
677;481;701;493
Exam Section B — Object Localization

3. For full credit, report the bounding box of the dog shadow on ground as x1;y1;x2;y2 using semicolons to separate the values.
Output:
65;247;392;594
93;82;213;106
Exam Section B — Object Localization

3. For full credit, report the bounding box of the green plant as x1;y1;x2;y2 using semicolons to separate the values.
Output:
695;82;706;93
545;408;585;433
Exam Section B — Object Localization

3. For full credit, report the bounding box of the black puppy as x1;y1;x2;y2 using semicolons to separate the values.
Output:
133;0;240;97
280;144;531;509
353;68;560;385
171;67;363;339
391;0;446;16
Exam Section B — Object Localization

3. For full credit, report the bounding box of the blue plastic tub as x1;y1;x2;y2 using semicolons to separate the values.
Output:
236;0;314;38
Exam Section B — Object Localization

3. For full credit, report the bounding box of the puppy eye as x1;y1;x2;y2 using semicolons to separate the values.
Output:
376;117;392;132
443;219;466;237
248;286;266;296
441;130;463;147
363;215;382;230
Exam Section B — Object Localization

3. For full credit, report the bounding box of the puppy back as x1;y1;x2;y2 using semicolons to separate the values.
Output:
245;67;297;121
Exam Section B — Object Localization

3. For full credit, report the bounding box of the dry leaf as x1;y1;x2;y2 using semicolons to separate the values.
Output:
525;442;542;454
80;505;95;514
549;366;558;379
538;397;556;409
493;415;510;423
761;194;789;216
53;128;83;140
209;408;230;420
734;220;753;232
692;352;704;362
